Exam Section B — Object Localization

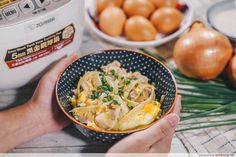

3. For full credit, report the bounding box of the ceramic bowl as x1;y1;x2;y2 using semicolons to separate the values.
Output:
207;0;236;47
85;0;194;48
56;49;177;143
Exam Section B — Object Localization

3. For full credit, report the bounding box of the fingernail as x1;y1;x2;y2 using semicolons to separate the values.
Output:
178;95;182;101
166;114;179;127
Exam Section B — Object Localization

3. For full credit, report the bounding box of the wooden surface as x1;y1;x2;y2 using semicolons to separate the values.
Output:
1;0;236;154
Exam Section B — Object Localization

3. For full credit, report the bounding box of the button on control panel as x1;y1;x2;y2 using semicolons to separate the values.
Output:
3;6;19;20
19;0;35;14
35;0;50;7
0;0;68;24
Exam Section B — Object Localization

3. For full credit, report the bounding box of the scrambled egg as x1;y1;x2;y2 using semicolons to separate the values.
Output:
118;101;161;130
78;91;87;103
71;61;162;131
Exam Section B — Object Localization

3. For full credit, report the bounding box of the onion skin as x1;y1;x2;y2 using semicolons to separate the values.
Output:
99;7;126;37
96;0;124;14
149;0;177;8
125;16;157;41
150;7;183;34
173;22;233;80
228;55;236;88
123;0;155;18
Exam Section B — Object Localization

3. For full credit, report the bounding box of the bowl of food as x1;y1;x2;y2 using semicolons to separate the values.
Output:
86;0;193;47
56;49;177;143
207;0;236;47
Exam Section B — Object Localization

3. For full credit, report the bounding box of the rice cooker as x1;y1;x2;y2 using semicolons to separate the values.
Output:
0;0;85;90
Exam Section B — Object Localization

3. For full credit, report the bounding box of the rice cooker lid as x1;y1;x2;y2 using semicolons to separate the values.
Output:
0;0;71;27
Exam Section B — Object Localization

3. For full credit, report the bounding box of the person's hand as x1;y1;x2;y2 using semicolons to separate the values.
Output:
0;54;79;152
108;95;181;153
27;53;79;134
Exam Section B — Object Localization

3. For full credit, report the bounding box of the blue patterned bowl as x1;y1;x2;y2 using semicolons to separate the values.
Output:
56;49;177;143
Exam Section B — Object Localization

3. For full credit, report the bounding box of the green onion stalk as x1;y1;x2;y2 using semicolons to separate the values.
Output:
140;48;236;132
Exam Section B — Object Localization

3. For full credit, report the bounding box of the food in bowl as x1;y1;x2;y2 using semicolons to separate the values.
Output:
96;0;124;14
95;0;184;41
150;7;183;34
123;0;155;18
70;61;162;131
149;0;177;8
125;16;157;41
56;49;177;143
99;6;127;37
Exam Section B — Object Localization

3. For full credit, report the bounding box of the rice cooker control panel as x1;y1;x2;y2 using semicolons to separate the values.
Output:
0;0;70;26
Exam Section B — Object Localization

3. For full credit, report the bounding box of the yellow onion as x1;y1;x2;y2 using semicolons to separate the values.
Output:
96;0;124;14
149;0;177;8
150;7;183;34
99;6;126;37
123;0;155;18
228;54;236;88
173;21;233;80
125;16;157;41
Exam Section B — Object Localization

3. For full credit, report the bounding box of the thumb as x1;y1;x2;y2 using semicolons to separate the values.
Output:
137;113;179;146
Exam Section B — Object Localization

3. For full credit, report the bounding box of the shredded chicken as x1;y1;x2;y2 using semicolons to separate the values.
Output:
71;61;162;131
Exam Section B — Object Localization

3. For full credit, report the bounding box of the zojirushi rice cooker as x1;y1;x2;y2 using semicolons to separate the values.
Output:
0;0;85;90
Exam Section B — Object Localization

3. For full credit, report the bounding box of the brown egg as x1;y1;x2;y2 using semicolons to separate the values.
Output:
99;6;127;37
96;0;124;14
150;7;183;34
125;16;157;41
149;0;177;8
123;0;155;18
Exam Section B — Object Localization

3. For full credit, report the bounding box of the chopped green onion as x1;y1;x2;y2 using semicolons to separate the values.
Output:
98;85;113;92
101;78;107;84
89;95;95;100
113;100;120;105
107;95;113;101
99;73;107;85
103;95;113;102
124;92;129;99
98;85;108;91
127;102;133;109
108;86;113;92
152;82;158;89
99;72;105;77
125;79;131;85
118;86;124;96
89;90;99;100
102;98;108;102
111;69;116;76
152;82;156;87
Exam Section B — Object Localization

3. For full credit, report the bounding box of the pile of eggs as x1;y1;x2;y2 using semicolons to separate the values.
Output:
97;0;183;41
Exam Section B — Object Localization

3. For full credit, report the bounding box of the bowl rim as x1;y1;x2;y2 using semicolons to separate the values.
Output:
55;48;178;134
207;0;236;41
